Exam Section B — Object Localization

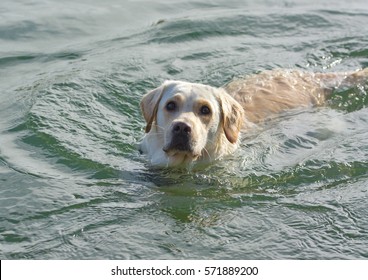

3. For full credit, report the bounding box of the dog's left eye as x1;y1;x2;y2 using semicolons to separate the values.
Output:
200;105;211;115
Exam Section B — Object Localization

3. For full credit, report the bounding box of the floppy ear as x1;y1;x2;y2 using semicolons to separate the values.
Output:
217;90;244;144
140;83;166;133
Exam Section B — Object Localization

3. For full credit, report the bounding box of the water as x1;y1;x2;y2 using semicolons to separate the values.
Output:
1;0;368;259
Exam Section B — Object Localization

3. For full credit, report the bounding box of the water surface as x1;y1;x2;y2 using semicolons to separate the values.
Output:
1;0;368;259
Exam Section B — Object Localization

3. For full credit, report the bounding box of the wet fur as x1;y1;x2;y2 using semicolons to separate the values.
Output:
140;68;368;167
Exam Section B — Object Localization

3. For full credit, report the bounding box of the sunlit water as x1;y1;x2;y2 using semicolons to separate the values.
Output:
1;0;368;259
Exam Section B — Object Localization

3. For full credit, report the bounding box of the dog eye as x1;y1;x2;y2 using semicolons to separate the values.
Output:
166;101;176;111
200;105;211;115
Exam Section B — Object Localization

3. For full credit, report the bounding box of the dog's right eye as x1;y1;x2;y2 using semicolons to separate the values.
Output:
166;101;176;111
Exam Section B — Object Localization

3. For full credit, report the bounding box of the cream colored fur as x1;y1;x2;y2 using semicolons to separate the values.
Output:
140;68;367;168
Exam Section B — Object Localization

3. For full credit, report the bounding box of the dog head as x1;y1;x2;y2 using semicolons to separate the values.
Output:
140;80;244;167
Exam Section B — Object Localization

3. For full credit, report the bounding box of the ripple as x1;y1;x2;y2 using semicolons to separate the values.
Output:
1;0;368;260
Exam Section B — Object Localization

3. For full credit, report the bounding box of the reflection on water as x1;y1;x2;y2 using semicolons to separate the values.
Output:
0;0;368;259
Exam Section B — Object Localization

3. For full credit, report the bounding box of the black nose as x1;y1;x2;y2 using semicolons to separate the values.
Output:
172;122;191;135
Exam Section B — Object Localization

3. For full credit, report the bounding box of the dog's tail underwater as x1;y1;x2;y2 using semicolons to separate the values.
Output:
315;68;368;91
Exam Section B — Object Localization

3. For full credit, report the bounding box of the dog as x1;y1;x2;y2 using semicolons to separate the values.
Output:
139;68;368;167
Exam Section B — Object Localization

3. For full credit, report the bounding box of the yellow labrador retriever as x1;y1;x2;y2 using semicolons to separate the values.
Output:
140;68;368;167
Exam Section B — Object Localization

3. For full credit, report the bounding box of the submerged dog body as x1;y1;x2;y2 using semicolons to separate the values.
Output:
140;69;367;167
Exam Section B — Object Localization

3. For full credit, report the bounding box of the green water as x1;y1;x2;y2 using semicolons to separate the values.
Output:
1;0;368;259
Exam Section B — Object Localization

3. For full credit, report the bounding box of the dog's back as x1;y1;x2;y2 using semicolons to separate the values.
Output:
224;68;368;124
